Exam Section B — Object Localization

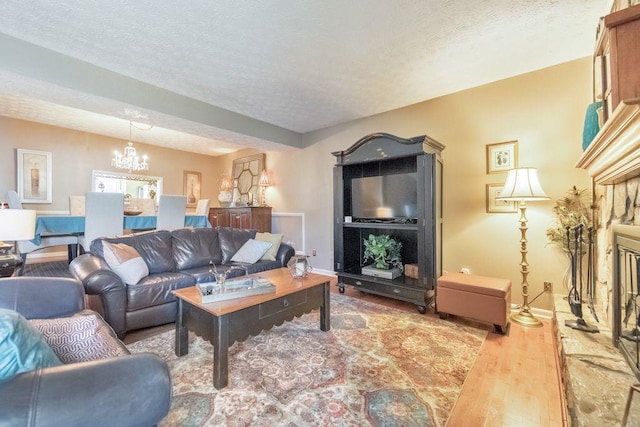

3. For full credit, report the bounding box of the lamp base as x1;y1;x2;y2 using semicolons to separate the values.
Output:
511;308;543;328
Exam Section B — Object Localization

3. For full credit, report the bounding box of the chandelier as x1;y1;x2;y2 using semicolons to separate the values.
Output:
112;121;149;172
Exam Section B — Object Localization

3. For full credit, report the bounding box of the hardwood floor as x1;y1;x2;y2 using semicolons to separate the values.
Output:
335;285;566;427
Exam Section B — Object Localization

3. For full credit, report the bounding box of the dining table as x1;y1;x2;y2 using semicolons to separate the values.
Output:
32;215;211;245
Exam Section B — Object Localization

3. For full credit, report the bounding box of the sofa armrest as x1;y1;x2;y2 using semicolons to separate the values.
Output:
276;243;295;267
0;353;172;427
69;254;128;338
0;277;84;319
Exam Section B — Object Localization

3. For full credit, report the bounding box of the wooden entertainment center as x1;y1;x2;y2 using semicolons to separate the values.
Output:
332;133;444;313
208;206;271;232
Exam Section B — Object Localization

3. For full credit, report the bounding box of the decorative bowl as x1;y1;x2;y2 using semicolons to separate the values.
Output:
124;210;143;216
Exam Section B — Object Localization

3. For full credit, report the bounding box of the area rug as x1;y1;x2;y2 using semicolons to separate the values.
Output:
128;293;488;426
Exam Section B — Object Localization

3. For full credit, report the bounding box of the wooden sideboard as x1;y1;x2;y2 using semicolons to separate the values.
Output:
208;206;271;232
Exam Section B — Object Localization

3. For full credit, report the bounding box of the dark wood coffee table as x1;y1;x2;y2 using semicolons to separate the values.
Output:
172;268;332;389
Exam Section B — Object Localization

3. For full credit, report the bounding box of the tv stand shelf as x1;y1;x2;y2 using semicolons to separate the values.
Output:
333;132;444;313
343;222;418;231
338;272;431;313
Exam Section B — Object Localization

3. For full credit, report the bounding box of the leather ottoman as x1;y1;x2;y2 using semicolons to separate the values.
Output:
437;272;511;334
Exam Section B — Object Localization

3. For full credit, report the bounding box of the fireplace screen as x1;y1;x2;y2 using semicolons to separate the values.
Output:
613;225;640;380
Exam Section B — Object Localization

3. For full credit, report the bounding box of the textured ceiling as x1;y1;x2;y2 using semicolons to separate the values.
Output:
0;0;611;156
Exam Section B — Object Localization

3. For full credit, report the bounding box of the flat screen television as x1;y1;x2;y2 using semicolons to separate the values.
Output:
351;173;417;220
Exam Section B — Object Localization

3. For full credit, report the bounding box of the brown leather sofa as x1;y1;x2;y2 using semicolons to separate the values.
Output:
69;227;294;338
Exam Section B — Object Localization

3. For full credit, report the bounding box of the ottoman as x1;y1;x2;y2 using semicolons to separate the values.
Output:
437;272;512;334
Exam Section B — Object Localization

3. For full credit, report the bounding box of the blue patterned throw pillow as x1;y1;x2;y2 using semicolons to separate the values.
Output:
0;308;62;379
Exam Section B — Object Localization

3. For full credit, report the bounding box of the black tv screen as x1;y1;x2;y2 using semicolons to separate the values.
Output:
351;173;417;220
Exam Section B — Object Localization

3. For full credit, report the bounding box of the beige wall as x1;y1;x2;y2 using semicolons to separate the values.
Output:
0;117;219;212
258;57;592;311
1;57;591;311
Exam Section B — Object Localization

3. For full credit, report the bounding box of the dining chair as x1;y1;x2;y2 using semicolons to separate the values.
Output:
78;192;125;253
69;195;86;215
6;190;78;265
129;198;156;215
195;199;210;216
156;195;187;231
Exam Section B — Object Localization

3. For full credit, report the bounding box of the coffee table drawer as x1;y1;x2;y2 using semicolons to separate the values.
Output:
259;290;307;318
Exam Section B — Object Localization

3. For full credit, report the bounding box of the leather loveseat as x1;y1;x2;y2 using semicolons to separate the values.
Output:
0;277;171;427
69;227;294;338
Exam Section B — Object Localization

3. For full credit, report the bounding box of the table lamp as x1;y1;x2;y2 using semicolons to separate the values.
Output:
0;209;36;277
496;168;550;327
259;169;271;206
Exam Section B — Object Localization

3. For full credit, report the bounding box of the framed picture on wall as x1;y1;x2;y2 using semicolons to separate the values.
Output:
486;140;518;174
486;183;517;213
183;170;201;207
17;149;52;204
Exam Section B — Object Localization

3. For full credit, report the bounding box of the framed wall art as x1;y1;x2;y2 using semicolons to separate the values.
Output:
486;140;518;174
17;149;52;204
486;183;517;213
183;170;201;207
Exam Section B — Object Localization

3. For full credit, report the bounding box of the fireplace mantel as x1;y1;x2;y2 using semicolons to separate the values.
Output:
575;99;640;185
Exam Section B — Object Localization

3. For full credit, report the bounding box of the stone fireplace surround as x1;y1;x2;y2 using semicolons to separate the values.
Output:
556;100;640;425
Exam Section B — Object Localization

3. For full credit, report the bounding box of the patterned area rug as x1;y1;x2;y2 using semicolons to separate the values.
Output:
128;293;488;426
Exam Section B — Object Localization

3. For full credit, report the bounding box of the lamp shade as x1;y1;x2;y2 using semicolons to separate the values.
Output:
259;169;270;187
496;168;550;201
0;209;36;241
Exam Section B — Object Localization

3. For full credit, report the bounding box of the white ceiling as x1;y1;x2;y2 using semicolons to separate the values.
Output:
0;0;611;156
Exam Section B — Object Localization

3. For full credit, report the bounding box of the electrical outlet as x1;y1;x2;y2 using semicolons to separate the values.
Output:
312;249;317;256
460;267;470;274
544;281;553;293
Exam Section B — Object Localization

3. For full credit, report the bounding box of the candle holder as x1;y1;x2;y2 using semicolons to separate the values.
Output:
287;255;312;278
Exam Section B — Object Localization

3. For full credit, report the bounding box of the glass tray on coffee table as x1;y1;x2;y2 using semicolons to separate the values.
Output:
196;276;276;303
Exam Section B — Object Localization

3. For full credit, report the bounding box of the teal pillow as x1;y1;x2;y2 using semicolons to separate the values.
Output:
0;308;62;379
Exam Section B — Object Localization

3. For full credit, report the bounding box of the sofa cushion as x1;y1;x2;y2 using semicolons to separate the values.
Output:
218;227;256;264
92;230;176;274
0;308;62;379
255;232;283;261
126;272;197;311
231;239;273;264
30;310;129;364
172;228;223;270
102;241;150;285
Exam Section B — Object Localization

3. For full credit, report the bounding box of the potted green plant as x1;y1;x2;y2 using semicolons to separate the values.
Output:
363;234;403;271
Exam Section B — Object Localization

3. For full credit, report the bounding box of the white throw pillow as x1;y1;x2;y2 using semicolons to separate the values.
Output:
231;239;273;264
102;241;149;285
255;232;283;261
